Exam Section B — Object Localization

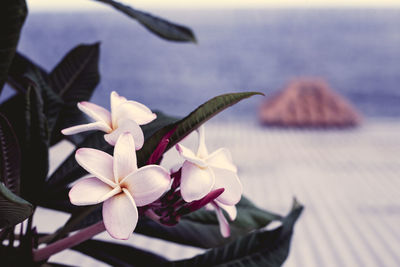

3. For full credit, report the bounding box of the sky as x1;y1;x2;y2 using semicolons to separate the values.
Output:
30;0;400;11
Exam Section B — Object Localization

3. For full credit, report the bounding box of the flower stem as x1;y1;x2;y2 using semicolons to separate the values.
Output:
144;209;161;223
32;221;105;262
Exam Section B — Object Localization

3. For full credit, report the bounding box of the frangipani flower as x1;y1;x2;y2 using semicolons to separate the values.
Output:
176;126;243;205
62;91;156;148
207;201;237;238
69;133;170;240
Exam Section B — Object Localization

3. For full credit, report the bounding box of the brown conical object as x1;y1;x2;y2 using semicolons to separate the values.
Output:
259;78;362;127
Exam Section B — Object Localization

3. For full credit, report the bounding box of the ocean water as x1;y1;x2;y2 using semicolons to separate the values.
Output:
11;9;400;120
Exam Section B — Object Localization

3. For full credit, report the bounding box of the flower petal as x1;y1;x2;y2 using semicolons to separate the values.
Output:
69;177;116;205
196;126;208;158
216;200;237;221
212;168;242;205
102;189;138;240
213;204;230;238
176;144;207;167
180;161;215;202
104;118;144;149
113;133;137;183
75;148;116;187
206;148;237;172
114;101;156;125
78;101;112;127
61;121;111;135
110;91;127;127
121;165;170;206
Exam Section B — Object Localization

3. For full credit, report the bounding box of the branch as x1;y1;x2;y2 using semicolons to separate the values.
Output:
33;221;105;262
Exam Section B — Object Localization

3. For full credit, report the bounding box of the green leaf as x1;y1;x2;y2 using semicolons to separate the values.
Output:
135;196;281;249
7;44;100;146
137;92;263;166
142;111;180;139
7;52;48;93
0;113;21;195
49;43;100;98
71;239;169;267
45;131;110;193
0;95;26;147
0;183;32;228
7;52;64;138
71;201;302;267
58;196;282;250
40;205;100;245
172;201;303;267
49;43;100;145
0;0;28;93
21;85;49;202
94;0;196;43
63;204;102;230
0;85;50;203
26;69;63;136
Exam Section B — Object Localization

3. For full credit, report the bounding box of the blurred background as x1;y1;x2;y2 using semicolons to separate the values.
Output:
8;0;400;119
13;0;400;266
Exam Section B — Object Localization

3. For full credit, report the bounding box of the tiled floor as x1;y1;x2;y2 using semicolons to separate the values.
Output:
37;119;400;266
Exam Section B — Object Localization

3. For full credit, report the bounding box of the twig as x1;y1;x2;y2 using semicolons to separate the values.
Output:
32;221;105;262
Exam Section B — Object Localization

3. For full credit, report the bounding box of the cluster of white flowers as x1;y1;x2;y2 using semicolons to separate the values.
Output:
64;92;242;240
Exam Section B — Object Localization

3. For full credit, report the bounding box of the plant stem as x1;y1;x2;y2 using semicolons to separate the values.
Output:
144;209;161;223
32;221;105;262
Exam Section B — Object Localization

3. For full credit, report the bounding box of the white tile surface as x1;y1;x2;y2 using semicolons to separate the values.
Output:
35;119;400;266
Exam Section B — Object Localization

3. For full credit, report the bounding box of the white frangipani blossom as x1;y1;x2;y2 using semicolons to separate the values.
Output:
176;126;243;205
69;133;171;240
62;91;156;149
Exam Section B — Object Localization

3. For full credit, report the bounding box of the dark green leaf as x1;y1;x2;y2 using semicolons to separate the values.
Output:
49;43;100;99
72;239;168;267
172;200;303;267
21;86;49;202
45;131;110;192
95;0;196;43
0;0;28;93
64;204;103;231
71;201;302;267
60;196;281;250
135;196;281;249
7;52;48;93
38;186;78;214
26;70;63;135
6;44;100;146
0;85;50;203
0;183;32;228
6;52;63;138
49;43;100;145
137;92;263;166
0;89;49;204
0;94;26;148
142;111;180;139
41;205;100;244
0;113;21;195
